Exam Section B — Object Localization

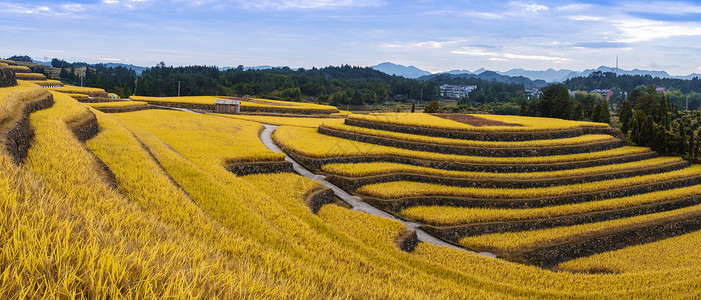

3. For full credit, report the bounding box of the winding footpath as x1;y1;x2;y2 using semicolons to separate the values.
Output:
260;124;496;256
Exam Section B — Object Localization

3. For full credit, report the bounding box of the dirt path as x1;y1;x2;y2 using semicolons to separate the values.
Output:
260;124;495;255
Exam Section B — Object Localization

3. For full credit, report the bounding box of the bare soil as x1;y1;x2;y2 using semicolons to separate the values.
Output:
431;114;523;127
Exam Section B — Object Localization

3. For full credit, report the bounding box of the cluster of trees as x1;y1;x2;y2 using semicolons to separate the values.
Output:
6;55;32;62
426;74;528;105
56;63;137;97
519;84;610;123
619;86;700;160
563;71;701;108
135;63;442;104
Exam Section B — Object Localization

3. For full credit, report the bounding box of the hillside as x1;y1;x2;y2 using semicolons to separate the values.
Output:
3;65;701;297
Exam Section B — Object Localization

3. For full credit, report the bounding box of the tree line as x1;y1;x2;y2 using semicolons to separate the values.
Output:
519;84;611;123
562;71;701;109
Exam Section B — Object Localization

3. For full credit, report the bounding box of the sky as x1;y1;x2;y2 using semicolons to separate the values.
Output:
2;0;701;75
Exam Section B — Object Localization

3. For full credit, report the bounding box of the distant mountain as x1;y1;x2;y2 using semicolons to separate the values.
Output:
418;70;549;89
445;69;473;75
219;65;278;71
675;73;701;80
500;68;575;83
559;66;676;81
101;63;149;75
370;62;431;78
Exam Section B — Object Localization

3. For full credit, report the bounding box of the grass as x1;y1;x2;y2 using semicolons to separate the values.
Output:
274;126;650;164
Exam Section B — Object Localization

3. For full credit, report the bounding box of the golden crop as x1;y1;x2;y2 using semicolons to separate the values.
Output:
322;157;682;179
560;229;701;273
0;81;47;125
49;85;108;97
358;165;701;199
459;203;701;253
9;65;30;73
113;109;285;164
14;73;46;81
21;79;63;87
131;95;338;111
212;113;345;128
323;122;616;148
274;126;650;164
6;84;701;297
66;93;89;99
349;113;609;131
401;182;701;225
0;59;17;65
85;101;148;108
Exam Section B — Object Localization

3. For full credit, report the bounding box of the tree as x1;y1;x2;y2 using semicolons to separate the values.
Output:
424;100;441;113
538;84;572;119
618;98;633;133
689;128;696;160
569;102;584;121
630;110;649;145
7;55;32;62
591;100;611;124
653;123;667;152
519;100;528;116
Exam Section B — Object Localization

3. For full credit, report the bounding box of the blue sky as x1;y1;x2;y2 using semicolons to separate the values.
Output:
2;0;701;75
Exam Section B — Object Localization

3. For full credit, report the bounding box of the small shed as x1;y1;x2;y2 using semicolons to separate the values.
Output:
215;99;241;114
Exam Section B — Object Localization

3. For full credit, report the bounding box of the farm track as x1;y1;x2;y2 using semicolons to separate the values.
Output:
259;124;492;255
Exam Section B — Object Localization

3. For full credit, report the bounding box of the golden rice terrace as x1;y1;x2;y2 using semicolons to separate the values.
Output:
2;70;701;298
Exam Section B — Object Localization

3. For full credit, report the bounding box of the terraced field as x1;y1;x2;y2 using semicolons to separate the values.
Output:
3;70;701;298
131;95;340;115
275;112;701;268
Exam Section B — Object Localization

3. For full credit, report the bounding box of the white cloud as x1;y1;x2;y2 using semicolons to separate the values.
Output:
557;3;591;11
620;1;701;15
509;1;548;13
451;47;493;56
568;15;602;22
460;11;504;19
238;0;380;9
452;47;567;62
381;40;455;50
614;18;701;42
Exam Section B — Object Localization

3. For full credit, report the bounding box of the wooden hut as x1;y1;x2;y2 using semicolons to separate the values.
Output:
215;99;240;114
